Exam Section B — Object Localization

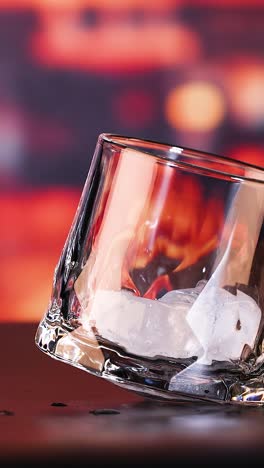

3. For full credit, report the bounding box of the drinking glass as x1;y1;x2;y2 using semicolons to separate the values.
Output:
35;134;264;405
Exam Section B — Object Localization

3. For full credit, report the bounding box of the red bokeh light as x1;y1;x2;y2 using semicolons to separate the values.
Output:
31;20;201;73
0;0;180;10
0;188;81;321
113;89;156;128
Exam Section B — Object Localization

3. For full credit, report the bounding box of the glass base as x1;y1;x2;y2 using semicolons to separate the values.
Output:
35;315;264;406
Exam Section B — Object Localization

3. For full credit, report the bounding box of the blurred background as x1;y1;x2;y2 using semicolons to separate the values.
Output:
0;0;264;322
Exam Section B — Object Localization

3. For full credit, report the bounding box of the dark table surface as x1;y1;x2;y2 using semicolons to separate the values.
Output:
1;323;264;466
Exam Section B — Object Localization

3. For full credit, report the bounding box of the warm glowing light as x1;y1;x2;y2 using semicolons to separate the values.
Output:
227;62;264;128
0;0;180;10
165;81;226;132
0;189;80;321
1;0;262;8
31;15;200;73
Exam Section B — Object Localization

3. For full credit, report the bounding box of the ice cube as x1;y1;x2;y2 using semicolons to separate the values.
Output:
86;289;202;359
159;281;205;306
187;286;261;363
158;290;203;358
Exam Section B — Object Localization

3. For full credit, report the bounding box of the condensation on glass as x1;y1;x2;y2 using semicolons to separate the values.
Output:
35;134;264;405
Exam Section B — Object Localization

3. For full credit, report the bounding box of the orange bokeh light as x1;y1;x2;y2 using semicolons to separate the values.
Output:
165;81;226;132
226;61;264;128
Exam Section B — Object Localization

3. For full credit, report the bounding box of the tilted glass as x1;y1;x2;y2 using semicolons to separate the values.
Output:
36;133;264;405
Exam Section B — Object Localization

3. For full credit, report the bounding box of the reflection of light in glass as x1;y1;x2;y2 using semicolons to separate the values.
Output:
227;63;264;128
228;145;264;168
169;146;183;154
165;81;226;132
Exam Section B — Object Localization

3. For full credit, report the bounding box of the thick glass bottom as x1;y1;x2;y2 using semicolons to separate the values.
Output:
35;315;264;406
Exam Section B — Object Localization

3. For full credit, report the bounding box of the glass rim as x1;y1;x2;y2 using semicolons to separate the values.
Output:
100;133;264;184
